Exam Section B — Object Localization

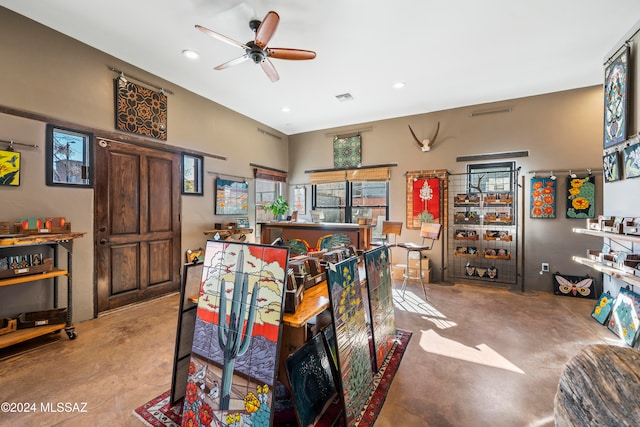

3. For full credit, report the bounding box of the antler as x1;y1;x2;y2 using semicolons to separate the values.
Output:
408;125;423;149
427;121;440;149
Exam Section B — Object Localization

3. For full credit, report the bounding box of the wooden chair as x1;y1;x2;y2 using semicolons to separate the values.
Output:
397;222;442;300
371;221;402;264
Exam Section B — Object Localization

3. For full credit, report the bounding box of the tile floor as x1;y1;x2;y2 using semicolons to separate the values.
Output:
0;281;615;427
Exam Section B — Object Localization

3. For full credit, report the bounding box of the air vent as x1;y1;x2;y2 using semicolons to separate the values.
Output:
335;93;354;102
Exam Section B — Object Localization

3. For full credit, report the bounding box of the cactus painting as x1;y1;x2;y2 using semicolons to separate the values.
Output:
182;241;289;427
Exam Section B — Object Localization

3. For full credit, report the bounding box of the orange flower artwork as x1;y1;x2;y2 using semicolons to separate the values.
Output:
530;177;556;218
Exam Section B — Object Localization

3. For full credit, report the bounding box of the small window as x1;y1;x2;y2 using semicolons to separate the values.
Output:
466;161;515;193
182;153;204;195
45;124;93;187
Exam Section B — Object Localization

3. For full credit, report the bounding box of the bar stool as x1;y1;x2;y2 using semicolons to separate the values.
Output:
371;221;402;264
397;222;442;300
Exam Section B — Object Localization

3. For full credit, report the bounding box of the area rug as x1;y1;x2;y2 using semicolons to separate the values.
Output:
133;329;412;427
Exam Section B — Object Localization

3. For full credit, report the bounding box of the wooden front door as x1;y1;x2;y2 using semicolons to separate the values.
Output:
95;138;181;313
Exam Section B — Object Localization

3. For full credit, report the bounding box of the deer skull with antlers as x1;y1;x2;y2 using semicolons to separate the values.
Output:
408;121;440;152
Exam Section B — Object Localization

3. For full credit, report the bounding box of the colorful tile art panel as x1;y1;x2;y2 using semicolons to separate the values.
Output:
333;135;361;168
327;256;374;427
607;287;640;347
623;143;640;179
566;176;595;219
115;78;167;140
530;177;556;218
412;177;441;227
182;241;289;427
603;46;629;149
364;246;396;372
0;149;20;186
215;178;249;215
603;151;621;182
591;292;615;325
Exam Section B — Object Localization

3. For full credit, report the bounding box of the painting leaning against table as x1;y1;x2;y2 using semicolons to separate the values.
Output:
182;240;289;427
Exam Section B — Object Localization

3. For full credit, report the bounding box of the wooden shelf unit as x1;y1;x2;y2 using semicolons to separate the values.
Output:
0;232;84;349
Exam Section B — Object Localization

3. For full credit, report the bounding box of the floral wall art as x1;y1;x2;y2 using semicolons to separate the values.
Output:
566;176;596;219
530;177;556;218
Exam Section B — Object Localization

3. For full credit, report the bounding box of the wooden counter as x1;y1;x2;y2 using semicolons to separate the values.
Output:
282;282;329;328
260;222;373;250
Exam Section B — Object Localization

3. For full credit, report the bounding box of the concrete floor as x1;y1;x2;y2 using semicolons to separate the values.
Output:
0;281;616;427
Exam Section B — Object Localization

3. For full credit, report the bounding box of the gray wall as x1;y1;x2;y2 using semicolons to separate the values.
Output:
0;8;289;321
288;87;605;291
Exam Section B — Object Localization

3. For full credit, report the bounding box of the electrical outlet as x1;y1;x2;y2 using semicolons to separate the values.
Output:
541;262;549;272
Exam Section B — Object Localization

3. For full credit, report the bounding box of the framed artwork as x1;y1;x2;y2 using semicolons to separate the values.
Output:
408;177;441;229
0;149;20;186
607;287;640;347
591;292;615;325
603;151;621;182
215;178;249;215
115;77;167;140
623;143;640;179
566;176;596;219
603;46;629;149
553;273;596;299
45;124;93;187
530;177;556;218
293;187;306;215
364;246;396;372
333;135;361;168
182;153;204;195
170;262;203;405
182;241;289;426
327;256;374;426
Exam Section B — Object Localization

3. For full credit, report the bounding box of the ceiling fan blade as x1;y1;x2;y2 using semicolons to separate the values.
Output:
267;48;316;60
254;11;280;49
260;58;280;82
195;24;248;50
214;54;250;70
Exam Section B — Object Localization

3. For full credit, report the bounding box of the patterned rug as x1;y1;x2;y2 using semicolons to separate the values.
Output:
133;329;412;427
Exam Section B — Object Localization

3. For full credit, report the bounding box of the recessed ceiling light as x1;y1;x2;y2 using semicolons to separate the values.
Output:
393;82;405;89
282;107;291;113
182;49;200;60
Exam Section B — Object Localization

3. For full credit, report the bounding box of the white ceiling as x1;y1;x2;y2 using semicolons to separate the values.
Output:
2;1;640;135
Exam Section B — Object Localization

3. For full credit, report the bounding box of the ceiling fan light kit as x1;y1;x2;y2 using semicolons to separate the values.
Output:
196;10;316;82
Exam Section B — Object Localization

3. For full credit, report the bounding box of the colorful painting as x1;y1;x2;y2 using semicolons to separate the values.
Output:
623;143;640;179
333;135;361;168
0;149;20;186
607;287;640;347
364;246;396;372
603;151;621;182
411;177;441;228
603;46;629;149
215;178;249;215
566;176;596;219
530;177;556;218
327;256;374;426
182;241;289;427
285;333;340;427
591;292;615;325
115;78;167;140
553;273;596;299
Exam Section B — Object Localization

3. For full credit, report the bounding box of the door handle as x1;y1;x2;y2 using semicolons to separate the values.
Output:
100;239;107;245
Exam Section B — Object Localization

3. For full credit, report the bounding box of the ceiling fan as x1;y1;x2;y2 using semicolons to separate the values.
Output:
196;11;316;82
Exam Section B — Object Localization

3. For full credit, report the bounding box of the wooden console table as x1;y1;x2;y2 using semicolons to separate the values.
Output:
259;222;373;250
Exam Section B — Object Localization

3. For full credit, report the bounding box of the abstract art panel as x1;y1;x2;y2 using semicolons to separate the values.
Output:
603;46;629;149
182;241;289;427
327;256;374;426
215;178;249;215
0;149;20;186
566;176;596;219
591;292;615;325
607;287;640;347
333;135;361;168
530;177;556;218
623;143;640;179
603;151;621;182
364;246;396;372
115;78;167;140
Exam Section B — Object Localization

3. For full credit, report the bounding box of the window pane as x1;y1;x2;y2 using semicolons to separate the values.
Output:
46;124;93;187
314;208;345;223
315;182;346;207
467;162;515;193
352;181;388;206
255;179;281;222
